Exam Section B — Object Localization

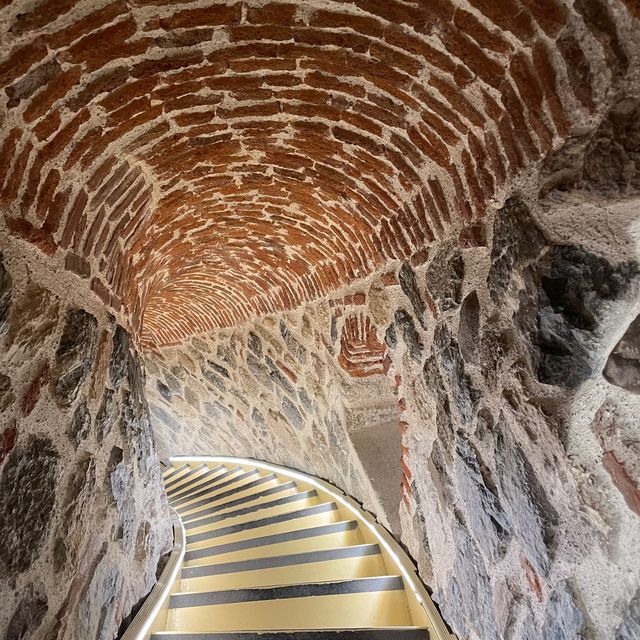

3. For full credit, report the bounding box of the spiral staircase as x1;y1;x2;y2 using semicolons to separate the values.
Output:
123;457;455;640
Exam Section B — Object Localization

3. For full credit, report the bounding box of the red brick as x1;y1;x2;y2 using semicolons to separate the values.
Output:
520;0;568;37
61;18;152;71
34;111;62;141
41;108;90;161
0;140;32;205
247;3;299;25
159;3;241;29
0;128;23;192
465;0;535;41
453;9;512;54
5;217;56;255
532;40;570;137
92;277;111;305
558;33;595;111
0;37;48;88
46;1;129;49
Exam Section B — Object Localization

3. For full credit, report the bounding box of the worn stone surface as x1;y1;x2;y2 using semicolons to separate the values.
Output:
540;583;585;640
110;325;130;390
7;283;58;358
458;292;480;364
0;373;15;413
454;436;510;562
616;589;640;639
53;309;99;407
5;582;48;640
0;256;171;640
583;98;640;193
426;245;465;312
604;313;640;393
68;399;91;447
0;423;17;464
432;324;479;427
536;245;638;387
0;253;11;336
0;436;59;575
495;423;556;576
438;522;501;640
394;309;424;362
488;198;546;303
399;262;427;328
539;97;640;196
96;388;119;442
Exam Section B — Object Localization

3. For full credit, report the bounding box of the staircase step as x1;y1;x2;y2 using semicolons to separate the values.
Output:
172;468;257;509
153;461;433;639
179;547;387;592
163;463;189;482
165;577;412;632
186;490;319;535
186;503;338;547
182;481;298;526
168;465;227;499
151;628;430;639
184;521;359;565
171;576;404;608
176;473;276;515
165;464;208;491
182;544;381;580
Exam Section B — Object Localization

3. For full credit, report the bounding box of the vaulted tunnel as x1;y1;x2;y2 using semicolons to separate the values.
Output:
1;1;640;639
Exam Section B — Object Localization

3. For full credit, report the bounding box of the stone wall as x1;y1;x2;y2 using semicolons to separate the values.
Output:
0;235;172;640
146;184;640;638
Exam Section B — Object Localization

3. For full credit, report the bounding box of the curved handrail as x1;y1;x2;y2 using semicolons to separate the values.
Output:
170;455;457;640
121;508;186;640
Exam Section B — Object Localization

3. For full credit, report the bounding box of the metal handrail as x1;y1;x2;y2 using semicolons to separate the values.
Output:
121;508;186;640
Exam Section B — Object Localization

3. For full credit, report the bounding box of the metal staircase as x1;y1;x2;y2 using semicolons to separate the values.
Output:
125;456;455;640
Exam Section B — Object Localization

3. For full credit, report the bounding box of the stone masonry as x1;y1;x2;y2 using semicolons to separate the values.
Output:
1;1;640;639
0;240;171;640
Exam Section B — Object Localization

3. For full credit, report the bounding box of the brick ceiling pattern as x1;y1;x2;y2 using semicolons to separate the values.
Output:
0;0;635;345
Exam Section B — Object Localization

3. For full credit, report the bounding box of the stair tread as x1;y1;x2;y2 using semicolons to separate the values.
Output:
184;521;359;563
163;463;190;481
185;490;319;533
151;627;430;639
181;543;382;579
182;481;298;525
168;465;227;499
153;461;431;638
172;468;259;509
186;502;338;545
177;473;277;514
165;465;209;491
171;576;404;608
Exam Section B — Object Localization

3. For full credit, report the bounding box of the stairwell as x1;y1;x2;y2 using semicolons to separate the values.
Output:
127;457;454;640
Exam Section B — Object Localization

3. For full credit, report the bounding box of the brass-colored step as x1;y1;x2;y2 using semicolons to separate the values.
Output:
179;544;387;592
165;577;413;633
151;629;430;639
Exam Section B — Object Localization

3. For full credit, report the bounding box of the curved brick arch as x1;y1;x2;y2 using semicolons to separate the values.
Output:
0;0;636;345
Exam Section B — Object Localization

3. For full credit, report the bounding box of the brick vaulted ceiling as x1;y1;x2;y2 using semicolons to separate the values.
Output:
0;0;635;346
